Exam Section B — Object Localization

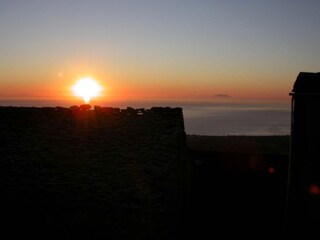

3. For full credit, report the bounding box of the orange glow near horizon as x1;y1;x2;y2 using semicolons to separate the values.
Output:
0;73;291;103
72;77;102;104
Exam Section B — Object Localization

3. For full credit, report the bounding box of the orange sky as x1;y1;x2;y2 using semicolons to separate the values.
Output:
0;72;291;103
0;1;318;104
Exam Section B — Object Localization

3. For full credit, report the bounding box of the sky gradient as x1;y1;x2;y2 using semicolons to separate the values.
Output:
1;0;319;103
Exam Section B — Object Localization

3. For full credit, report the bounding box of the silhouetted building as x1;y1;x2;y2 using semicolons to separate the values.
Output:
287;72;320;234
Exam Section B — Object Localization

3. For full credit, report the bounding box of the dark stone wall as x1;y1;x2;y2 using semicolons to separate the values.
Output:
0;106;192;239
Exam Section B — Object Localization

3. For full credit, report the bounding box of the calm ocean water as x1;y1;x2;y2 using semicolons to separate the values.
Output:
0;100;291;136
181;102;290;136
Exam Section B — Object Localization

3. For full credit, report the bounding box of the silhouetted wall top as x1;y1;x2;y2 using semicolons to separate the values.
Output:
291;72;320;94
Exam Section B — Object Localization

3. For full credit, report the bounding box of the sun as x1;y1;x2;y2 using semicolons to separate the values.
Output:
72;77;102;104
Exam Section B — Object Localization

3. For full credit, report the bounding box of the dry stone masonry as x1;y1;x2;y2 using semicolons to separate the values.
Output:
0;106;192;239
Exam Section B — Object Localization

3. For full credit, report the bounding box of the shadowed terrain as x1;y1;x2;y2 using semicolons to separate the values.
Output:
0;106;290;239
185;135;289;238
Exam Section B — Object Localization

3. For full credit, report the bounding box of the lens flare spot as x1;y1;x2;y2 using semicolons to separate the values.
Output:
309;184;320;195
72;77;102;103
268;167;275;174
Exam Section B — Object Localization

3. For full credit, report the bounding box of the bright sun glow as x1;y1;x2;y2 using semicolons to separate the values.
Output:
72;77;102;103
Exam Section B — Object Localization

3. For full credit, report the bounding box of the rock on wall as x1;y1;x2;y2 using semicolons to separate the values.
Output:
0;106;192;239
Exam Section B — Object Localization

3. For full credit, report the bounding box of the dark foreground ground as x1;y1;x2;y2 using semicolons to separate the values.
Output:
184;135;290;238
1;108;290;239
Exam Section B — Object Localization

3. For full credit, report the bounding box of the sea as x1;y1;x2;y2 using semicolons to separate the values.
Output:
0;99;291;136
